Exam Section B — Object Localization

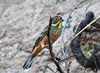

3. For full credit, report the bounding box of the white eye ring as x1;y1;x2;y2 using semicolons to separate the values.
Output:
56;18;58;21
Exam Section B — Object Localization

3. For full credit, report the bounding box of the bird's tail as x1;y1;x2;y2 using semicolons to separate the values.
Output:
23;56;35;69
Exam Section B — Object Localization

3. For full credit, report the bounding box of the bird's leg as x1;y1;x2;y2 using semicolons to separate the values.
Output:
43;64;56;73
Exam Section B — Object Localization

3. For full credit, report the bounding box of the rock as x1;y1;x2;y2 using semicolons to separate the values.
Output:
0;0;100;73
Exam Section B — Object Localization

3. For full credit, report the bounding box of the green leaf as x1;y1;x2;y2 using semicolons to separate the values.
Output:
93;41;98;45
91;44;94;49
91;41;98;49
86;46;89;51
87;51;91;56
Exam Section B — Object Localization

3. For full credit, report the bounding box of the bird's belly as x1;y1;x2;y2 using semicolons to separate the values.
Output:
50;33;61;43
31;33;61;57
40;33;61;47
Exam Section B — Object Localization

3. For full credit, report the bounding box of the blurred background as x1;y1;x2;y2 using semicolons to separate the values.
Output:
0;0;100;73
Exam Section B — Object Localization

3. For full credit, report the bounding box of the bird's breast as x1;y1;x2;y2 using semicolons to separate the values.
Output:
50;33;61;43
39;32;61;49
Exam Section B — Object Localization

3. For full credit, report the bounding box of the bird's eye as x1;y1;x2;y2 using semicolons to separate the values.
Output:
55;18;58;21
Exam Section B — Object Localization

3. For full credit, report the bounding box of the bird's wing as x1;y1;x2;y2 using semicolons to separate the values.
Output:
32;26;49;51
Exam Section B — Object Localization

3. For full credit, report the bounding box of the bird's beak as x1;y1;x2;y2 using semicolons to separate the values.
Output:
61;18;64;22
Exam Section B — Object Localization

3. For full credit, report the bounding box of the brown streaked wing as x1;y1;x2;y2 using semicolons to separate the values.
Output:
32;26;49;51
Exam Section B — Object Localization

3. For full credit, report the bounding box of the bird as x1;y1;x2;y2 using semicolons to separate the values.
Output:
23;16;64;69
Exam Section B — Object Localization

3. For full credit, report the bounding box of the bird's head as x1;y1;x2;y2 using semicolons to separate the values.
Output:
51;16;64;28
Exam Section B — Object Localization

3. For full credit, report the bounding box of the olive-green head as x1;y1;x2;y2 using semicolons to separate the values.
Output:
51;16;64;28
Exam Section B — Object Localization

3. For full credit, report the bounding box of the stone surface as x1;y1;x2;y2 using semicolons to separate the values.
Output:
0;0;100;73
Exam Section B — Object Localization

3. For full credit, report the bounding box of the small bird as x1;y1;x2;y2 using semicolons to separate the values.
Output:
23;16;64;69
